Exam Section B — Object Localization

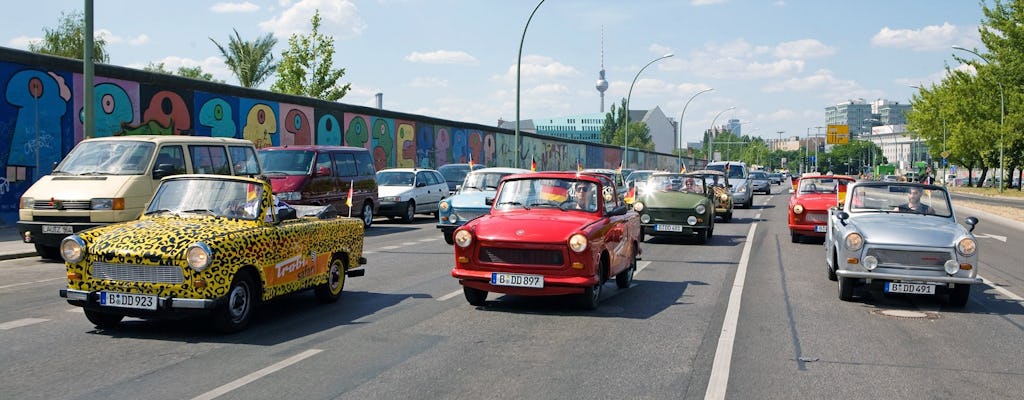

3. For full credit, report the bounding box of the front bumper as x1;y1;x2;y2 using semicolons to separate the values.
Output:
60;288;221;318
641;222;708;236
377;200;411;217
835;270;982;285
18;221;106;247
451;267;597;296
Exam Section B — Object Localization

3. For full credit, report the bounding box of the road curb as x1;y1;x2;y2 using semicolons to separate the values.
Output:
955;204;1024;232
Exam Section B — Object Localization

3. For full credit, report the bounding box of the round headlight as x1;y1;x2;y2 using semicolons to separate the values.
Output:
60;235;86;263
687;216;698;225
439;202;450;212
454;229;473;248
957;238;977;256
640;214;651;224
863;255;878;271
695;204;707;215
793;204;804;214
943;260;960;275
845;232;864;252
448;214;459;223
568;233;588;253
633;201;645;212
186;242;213;272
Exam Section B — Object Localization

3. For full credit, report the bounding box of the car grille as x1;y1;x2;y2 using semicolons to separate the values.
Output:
478;247;564;266
866;249;951;269
804;212;828;222
647;208;694;222
33;200;91;210
454;210;486;222
91;262;185;284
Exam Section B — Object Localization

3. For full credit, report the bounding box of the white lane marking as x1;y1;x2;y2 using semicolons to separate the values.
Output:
981;275;1024;304
0;318;49;330
190;349;323;400
974;233;1007;242
438;289;462;301
705;222;757;400
379;245;400;250
66;308;84;313
0;277;66;290
362;251;377;255
402;242;419;246
418;238;436;242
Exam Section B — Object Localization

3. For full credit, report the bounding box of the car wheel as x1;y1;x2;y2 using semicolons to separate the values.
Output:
791;232;800;243
361;202;374;228
443;229;454;245
213;270;258;333
402;201;416;223
745;197;753;209
639;227;647;243
616;246;637;289
696;228;709;244
314;257;346;303
722;212;732;223
827;251;838;282
837;276;855;302
463;286;487;306
579;268;604;310
35;244;61;261
947;284;970;308
84;309;123;329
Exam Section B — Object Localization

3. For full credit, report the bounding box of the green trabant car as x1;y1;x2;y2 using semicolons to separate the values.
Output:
631;172;715;244
689;169;734;222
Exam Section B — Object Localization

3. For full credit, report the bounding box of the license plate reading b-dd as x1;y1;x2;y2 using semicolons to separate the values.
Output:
100;292;157;310
491;273;544;288
885;282;936;295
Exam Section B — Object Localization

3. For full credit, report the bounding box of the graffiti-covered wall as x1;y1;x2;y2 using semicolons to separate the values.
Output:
0;46;688;225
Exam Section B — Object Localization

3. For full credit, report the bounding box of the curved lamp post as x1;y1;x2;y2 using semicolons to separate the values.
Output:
678;88;714;166
624;53;673;167
515;0;546;169
952;45;1004;192
706;106;735;163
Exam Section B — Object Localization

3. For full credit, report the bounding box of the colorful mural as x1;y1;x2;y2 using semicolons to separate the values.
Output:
0;47;686;225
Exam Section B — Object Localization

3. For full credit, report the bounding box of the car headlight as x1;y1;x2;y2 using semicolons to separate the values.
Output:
863;255;878;270
439;201;450;212
640;213;651;224
20;197;35;209
60;235;86;263
633;201;644;212
956;238;977;256
793;204;804;214
454;229;473;247
186;242;213;272
447;214;459;223
90;198;124;210
687;216;697;225
845;232;864;252
736;184;748;193
943;260;960;275
695;204;707;215
568;233;588;253
277;191;301;201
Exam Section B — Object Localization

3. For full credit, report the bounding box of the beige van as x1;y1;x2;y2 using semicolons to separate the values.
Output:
17;135;261;259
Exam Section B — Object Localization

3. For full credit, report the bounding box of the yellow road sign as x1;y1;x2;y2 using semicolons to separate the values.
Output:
826;124;849;144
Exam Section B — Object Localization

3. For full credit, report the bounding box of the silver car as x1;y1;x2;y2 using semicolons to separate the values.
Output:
749;171;771;194
824;182;980;307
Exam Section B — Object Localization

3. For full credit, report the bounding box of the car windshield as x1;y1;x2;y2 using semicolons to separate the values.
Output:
798;178;841;194
625;171;652;183
55;141;155;175
494;178;599;212
461;172;511;192
439;164;471;183
648;174;705;193
848;185;952;217
706;164;746;179
258;150;314;175
377;171;415;186
145;178;264;220
751;172;768;180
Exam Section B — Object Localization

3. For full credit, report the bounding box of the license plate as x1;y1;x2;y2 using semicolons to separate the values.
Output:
885;282;936;295
42;225;73;234
99;292;157;310
814;225;828;233
655;224;683;232
491;273;544;288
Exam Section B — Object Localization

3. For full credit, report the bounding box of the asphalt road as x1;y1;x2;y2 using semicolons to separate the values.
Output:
1;187;1020;400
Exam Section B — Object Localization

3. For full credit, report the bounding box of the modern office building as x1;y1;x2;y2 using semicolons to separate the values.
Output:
499;106;678;153
826;98;912;138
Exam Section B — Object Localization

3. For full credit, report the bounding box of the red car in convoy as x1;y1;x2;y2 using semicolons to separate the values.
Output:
788;174;856;242
450;171;641;309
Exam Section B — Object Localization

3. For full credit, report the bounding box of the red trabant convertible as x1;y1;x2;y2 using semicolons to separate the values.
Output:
788;174;856;242
450;172;641;309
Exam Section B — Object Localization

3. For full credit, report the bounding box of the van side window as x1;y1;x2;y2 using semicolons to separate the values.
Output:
335;153;357;177
154;145;186;175
354;151;376;176
190;145;231;175
229;146;260;175
314;153;334;176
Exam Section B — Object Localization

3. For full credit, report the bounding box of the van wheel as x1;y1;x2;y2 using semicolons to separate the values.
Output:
360;202;374;228
402;201;416;223
35;244;61;261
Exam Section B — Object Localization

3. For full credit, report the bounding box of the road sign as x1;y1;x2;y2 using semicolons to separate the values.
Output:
826;125;849;144
940;150;950;158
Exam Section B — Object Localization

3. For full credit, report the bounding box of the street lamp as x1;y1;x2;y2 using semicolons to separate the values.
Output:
514;0;546;169
953;45;1004;192
706;106;736;163
678;88;714;166
624;53;674;167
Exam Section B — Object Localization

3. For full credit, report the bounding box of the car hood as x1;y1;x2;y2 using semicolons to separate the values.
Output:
378;185;413;197
266;175;308;193
77;216;255;258
792;194;839;210
847;213;968;246
468;210;597;242
637;192;708;208
449;191;495;209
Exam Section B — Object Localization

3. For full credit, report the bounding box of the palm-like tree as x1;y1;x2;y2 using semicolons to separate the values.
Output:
210;29;278;88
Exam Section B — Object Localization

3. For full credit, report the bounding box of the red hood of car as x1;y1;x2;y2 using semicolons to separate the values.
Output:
467;209;599;243
266;175;308;193
791;193;840;210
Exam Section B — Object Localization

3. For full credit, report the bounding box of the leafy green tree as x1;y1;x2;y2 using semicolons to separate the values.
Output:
210;29;278;88
143;62;224;83
270;10;351;101
600;98;655;151
27;9;109;62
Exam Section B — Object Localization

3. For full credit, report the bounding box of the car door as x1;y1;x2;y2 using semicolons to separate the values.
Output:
413;171;437;213
599;176;631;275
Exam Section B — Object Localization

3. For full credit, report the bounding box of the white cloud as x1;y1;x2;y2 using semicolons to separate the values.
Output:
259;0;365;39
494;55;580;84
774;39;836;59
691;0;727;5
871;22;972;51
96;29;150;46
408;76;448;88
404;50;478;65
7;36;38;49
210;2;260;13
762;69;857;94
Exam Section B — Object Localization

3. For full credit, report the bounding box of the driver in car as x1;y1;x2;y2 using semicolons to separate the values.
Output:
896;186;934;214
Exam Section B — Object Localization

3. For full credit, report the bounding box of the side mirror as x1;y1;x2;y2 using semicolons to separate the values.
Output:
278;207;298;222
837;211;850;226
608;205;628;216
416;181;427;188
153;164;176;179
964;216;979;232
788;188;795;194
316;166;332;176
455;184;462;191
485;197;494;206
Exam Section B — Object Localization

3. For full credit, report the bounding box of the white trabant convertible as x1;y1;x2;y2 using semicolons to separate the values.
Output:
825;182;980;307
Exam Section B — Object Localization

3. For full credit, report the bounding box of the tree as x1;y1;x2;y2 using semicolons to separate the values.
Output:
27;9;109;62
600;98;655;150
210;29;278;88
144;62;224;83
270;10;351;101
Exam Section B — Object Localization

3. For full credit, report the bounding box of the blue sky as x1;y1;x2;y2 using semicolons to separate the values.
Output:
4;0;986;152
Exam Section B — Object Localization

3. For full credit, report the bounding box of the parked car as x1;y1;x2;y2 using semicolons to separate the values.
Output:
437;167;531;244
749;170;771;194
258;145;378;228
376;168;448;222
58;174;367;332
768;173;783;185
450;171;640;309
632;172;715;243
705;161;752;208
689;169;733;222
788;174;856;242
825;182;980;307
437;163;473;195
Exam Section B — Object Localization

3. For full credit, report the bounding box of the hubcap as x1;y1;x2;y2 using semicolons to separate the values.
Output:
229;282;249;321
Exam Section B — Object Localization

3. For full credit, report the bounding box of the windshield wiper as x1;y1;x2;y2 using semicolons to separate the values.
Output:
180;209;217;216
144;209;176;216
497;201;529;210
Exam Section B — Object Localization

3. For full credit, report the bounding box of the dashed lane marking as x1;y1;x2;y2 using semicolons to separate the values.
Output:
190;349;323;400
0;318;49;330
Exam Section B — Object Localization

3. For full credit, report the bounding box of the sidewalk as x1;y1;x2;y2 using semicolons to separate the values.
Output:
0;225;38;261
